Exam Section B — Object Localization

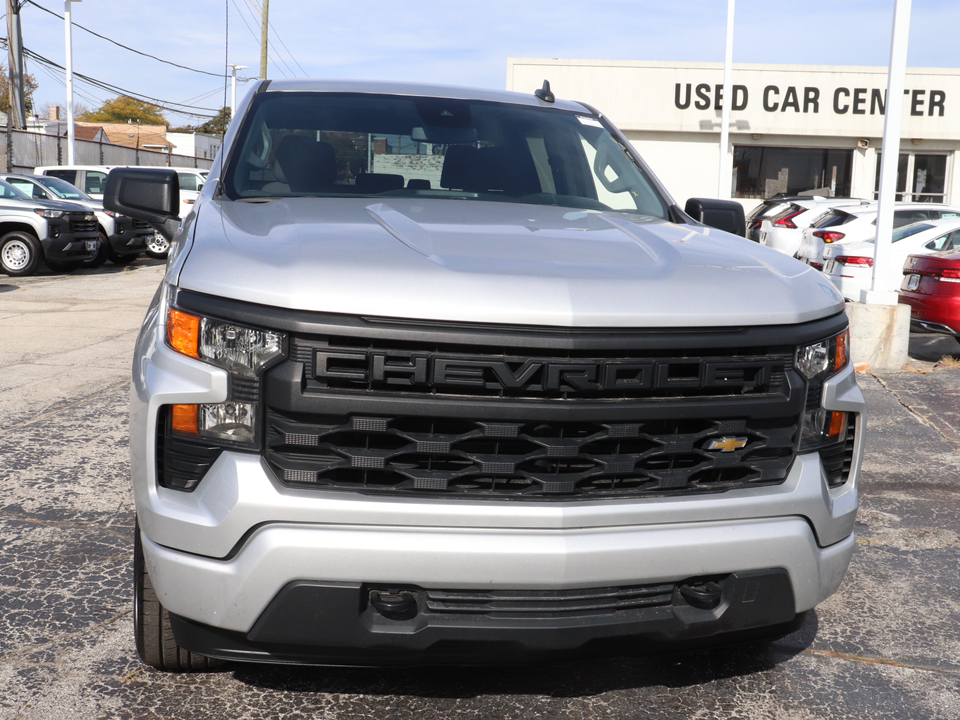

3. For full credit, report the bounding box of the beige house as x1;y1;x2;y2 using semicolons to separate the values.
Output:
81;122;174;152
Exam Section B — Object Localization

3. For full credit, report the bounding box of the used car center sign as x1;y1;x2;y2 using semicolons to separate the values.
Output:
507;60;957;140
674;83;945;118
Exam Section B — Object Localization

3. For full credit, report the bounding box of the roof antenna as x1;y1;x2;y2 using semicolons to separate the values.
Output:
534;79;555;103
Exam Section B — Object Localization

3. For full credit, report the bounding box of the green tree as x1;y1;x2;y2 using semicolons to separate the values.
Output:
0;63;39;115
79;96;167;125
199;107;231;136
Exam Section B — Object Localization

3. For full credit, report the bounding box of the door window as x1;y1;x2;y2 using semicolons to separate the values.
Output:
925;229;960;251
875;153;948;203
84;171;108;196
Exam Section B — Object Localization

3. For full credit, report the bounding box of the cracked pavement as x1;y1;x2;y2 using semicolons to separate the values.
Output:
1;263;959;719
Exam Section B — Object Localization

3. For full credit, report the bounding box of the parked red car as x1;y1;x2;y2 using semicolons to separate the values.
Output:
899;250;960;343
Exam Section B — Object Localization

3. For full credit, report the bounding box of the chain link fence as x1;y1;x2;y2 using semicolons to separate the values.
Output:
1;127;215;174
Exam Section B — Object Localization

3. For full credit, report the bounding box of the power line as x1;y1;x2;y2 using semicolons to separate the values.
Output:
228;0;264;62
13;43;220;119
24;0;227;79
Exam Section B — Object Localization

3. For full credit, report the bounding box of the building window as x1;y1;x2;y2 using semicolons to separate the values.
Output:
732;147;853;199
874;152;948;203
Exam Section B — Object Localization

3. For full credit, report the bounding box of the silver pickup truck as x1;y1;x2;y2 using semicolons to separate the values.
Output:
106;79;866;670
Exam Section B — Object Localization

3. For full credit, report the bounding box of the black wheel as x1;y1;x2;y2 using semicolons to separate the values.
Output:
0;231;42;276
145;232;169;259
134;518;225;671
82;233;110;268
108;249;140;266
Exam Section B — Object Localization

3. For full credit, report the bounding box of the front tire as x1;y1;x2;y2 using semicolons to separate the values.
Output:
146;232;169;259
134;519;225;671
0;231;42;276
82;233;110;268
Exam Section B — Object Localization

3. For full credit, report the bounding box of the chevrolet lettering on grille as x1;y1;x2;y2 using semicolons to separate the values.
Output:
314;350;779;394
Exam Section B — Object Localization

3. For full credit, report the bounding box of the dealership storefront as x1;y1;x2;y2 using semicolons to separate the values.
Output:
507;59;960;213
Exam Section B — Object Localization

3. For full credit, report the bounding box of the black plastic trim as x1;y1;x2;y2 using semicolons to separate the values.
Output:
170;569;799;666
175;289;849;352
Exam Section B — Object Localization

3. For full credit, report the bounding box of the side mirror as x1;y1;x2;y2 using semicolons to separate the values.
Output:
104;168;180;240
684;198;746;237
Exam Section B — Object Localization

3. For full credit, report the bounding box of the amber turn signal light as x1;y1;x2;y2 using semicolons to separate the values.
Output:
167;309;201;358
171;404;199;435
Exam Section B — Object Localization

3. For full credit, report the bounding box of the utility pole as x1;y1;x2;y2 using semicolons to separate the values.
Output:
259;0;269;79
6;0;27;129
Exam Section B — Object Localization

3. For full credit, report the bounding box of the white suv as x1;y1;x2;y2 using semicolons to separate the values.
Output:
797;202;960;268
758;198;868;257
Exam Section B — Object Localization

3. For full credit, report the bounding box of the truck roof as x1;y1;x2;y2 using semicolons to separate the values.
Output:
257;78;592;114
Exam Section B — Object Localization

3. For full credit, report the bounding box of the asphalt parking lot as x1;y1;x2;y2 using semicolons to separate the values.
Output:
1;260;959;719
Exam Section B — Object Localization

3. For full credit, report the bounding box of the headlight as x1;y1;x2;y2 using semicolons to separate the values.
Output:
167;308;283;377
165;306;285;447
797;328;850;452
34;208;64;218
103;210;119;218
797;330;847;381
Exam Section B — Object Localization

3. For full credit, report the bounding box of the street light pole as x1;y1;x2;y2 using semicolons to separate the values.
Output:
717;0;735;199
64;0;82;164
228;64;248;117
866;0;912;305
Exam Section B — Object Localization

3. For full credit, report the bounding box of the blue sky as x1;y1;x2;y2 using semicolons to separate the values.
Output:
15;0;960;125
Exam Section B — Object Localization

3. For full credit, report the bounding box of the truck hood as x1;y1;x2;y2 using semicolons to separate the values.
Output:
176;197;844;327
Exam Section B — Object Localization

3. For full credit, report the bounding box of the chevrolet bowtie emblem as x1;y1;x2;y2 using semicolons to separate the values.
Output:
705;436;748;452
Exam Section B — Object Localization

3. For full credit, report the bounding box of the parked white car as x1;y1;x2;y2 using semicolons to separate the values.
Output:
797;202;960;268
822;217;960;300
745;197;795;241
758;197;868;256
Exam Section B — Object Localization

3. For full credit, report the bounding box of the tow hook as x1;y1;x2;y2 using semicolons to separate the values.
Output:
679;580;723;610
369;590;419;620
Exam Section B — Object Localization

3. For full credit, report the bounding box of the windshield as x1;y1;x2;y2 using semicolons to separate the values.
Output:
811;210;854;229
890;222;934;243
224;92;668;217
0;179;32;200
35;175;91;201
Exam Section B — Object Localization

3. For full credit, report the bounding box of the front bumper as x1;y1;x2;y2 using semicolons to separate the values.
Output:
41;235;99;261
106;217;149;256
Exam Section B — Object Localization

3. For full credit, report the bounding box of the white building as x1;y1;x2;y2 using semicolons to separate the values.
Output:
166;132;223;161
508;59;960;213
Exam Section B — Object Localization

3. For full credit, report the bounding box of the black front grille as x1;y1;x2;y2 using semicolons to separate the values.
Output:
265;411;798;499
259;318;812;500
133;219;153;231
69;215;97;234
